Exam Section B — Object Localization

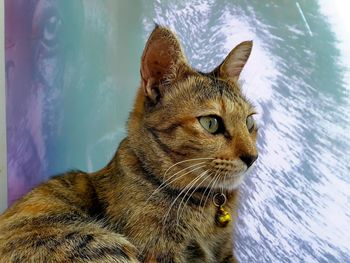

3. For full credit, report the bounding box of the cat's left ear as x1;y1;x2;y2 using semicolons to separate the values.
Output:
215;41;253;82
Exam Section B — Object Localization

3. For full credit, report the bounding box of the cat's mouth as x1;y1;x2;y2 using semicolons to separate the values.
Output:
207;158;251;189
212;170;247;190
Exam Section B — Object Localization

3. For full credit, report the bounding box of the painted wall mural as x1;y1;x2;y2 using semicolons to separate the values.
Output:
5;0;350;262
5;0;142;204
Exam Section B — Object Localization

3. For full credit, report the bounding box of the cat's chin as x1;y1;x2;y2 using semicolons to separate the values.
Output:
216;166;253;190
220;173;247;190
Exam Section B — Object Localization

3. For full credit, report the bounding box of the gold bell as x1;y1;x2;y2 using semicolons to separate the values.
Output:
215;206;232;227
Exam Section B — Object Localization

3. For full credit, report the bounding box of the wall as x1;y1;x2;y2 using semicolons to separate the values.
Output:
2;1;350;261
0;1;7;213
5;0;142;205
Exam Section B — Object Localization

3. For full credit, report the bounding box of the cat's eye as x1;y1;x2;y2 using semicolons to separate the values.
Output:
199;116;222;134
246;115;255;133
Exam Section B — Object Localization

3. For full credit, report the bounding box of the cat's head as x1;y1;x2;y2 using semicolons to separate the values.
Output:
128;25;258;191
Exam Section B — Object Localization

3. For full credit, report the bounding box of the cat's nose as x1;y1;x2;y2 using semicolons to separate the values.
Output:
240;154;258;168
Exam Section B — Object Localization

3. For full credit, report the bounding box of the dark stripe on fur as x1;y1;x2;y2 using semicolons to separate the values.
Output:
137;159;206;208
10;212;89;230
156;252;176;263
185;240;206;261
221;254;235;263
147;127;187;157
152;123;181;134
193;76;237;102
2;234;62;253
69;245;130;261
50;190;82;209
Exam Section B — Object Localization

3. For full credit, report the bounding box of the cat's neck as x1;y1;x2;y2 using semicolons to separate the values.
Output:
91;138;238;223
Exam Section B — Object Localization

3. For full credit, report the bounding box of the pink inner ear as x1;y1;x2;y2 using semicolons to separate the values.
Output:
142;39;175;83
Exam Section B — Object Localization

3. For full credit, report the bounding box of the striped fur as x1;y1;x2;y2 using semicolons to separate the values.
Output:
0;26;258;262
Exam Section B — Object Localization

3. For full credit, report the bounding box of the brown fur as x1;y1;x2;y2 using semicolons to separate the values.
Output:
0;26;258;262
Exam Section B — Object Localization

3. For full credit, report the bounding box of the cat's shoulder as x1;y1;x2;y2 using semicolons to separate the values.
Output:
0;170;98;223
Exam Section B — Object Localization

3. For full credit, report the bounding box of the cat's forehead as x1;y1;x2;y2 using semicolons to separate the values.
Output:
185;75;252;114
192;75;239;100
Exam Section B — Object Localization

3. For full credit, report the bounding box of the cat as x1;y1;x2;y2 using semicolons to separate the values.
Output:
0;25;258;263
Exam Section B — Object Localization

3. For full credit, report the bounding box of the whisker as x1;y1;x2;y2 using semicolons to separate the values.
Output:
199;169;220;208
162;157;215;179
220;171;228;194
174;174;207;227
146;163;208;203
175;170;209;225
176;170;212;225
161;170;205;231
200;171;223;220
160;162;206;187
197;170;219;223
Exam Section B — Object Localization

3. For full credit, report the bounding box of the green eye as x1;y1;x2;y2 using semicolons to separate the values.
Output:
199;116;220;134
246;115;255;133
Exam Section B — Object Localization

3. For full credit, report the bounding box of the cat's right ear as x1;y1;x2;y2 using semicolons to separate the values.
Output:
140;25;188;103
214;41;253;83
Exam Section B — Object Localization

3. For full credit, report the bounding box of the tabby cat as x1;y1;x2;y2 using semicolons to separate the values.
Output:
0;26;258;263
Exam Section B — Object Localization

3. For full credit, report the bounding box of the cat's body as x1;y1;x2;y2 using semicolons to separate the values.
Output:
0;26;258;262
